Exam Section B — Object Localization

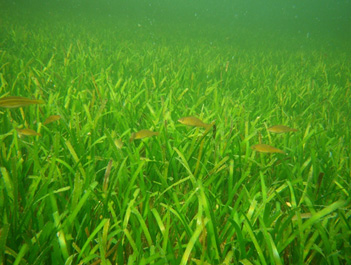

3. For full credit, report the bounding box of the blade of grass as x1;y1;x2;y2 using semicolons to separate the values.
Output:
76;218;109;263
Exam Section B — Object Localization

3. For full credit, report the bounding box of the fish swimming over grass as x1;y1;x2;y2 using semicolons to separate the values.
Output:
251;144;285;154
267;125;298;133
43;115;61;125
178;116;216;139
0;96;45;108
16;128;41;137
130;129;159;142
178;116;212;129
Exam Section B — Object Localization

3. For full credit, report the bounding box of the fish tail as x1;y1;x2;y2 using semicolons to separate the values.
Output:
35;99;45;104
205;121;215;129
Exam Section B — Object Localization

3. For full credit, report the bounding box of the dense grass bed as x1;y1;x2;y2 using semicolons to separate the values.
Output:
0;1;350;264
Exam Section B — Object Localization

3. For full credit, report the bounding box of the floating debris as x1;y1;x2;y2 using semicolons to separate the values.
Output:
267;125;298;133
251;144;285;154
43;115;61;125
0;96;45;108
130;129;159;142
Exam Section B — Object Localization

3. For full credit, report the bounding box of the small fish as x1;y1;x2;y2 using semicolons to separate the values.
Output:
178;116;212;129
16;128;41;136
130;129;159;142
43;115;61;125
267;125;298;133
0;96;45;108
251;144;285;154
292;213;312;221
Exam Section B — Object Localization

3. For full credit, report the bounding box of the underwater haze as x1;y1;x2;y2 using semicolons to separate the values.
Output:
0;0;351;264
2;0;351;50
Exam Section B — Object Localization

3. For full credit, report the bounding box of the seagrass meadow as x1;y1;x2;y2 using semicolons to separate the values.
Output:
0;0;351;264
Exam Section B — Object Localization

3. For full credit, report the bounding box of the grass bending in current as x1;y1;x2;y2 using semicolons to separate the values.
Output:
0;4;351;265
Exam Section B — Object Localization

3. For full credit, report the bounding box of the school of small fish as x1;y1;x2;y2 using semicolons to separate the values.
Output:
2;94;298;157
